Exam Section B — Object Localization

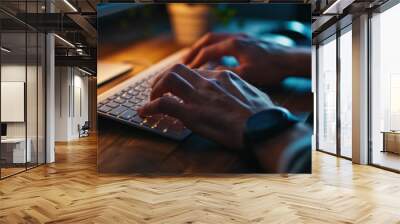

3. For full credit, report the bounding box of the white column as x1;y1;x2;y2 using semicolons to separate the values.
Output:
54;67;74;141
46;1;56;163
46;33;55;163
352;14;369;164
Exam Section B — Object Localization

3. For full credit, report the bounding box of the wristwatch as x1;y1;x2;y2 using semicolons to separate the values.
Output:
243;107;299;150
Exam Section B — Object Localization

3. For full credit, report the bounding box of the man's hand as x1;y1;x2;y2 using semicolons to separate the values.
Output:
138;64;274;149
183;33;311;87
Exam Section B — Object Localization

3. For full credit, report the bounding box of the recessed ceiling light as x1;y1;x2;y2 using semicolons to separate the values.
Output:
78;67;93;76
54;34;75;48
322;0;354;15
1;47;11;53
63;0;78;12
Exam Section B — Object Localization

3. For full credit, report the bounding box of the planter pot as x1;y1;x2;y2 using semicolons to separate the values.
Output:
167;4;212;46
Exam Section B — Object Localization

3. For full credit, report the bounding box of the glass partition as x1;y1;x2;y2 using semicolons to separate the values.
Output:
1;31;28;177
339;27;352;158
370;3;400;171
0;1;46;179
317;35;337;154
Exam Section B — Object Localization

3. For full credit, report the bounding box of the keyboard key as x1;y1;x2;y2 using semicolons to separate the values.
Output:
128;89;138;95
136;94;146;100
141;92;150;97
114;97;126;104
122;87;131;92
110;106;128;116
138;100;147;106
121;92;132;99
122;102;134;108
132;104;142;110
106;101;119;108
129;98;141;104
100;99;109;105
98;105;112;113
120;109;137;120
131;115;143;124
108;95;118;100
136;86;146;92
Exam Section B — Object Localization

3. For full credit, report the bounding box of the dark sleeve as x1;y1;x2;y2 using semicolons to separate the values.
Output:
305;112;313;126
278;136;311;173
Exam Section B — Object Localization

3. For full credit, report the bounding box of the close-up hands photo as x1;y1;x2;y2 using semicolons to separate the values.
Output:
96;3;312;174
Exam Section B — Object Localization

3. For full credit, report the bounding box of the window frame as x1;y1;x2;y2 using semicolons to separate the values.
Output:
315;21;353;160
367;0;400;173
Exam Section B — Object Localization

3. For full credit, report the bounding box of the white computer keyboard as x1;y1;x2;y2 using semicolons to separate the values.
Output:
97;49;192;140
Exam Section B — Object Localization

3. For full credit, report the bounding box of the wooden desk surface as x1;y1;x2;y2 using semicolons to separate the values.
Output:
97;36;312;174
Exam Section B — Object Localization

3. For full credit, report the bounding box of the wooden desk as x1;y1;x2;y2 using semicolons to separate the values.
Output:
1;138;32;165
97;36;312;174
382;131;400;154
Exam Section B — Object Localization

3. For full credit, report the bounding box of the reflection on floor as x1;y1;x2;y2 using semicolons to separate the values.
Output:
1;162;45;179
0;135;400;223
372;150;400;171
0;167;25;177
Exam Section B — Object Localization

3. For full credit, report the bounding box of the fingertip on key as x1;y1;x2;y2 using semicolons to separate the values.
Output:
137;106;145;117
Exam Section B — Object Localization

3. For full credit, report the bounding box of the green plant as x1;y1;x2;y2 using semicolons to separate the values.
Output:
211;5;237;26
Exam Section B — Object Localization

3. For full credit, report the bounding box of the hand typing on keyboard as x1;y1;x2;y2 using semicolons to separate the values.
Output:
98;33;311;145
183;32;311;87
138;63;275;149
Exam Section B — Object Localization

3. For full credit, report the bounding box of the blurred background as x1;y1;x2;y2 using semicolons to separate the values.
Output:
98;4;311;57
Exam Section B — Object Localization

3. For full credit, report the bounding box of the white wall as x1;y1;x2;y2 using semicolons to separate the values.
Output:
55;67;70;141
55;67;89;141
76;72;89;139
